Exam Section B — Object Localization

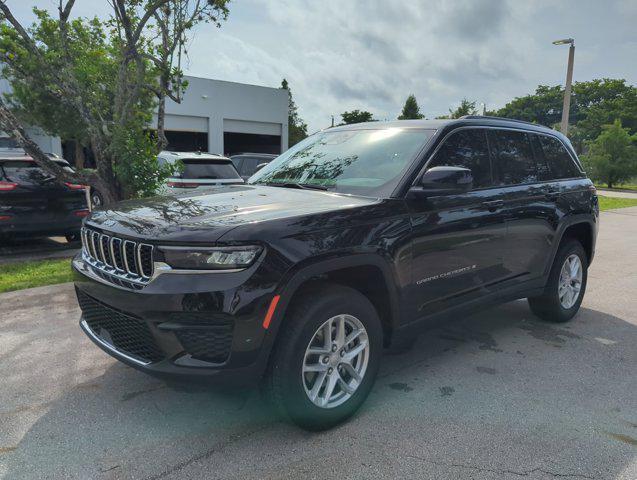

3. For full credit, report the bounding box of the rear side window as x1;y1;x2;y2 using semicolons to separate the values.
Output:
178;160;241;180
537;135;582;179
427;129;492;188
488;130;537;185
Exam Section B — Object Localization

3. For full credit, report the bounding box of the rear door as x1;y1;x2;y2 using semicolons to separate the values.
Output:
407;128;509;318
487;129;556;283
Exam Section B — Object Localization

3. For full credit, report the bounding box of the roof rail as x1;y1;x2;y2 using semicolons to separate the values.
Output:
460;115;543;127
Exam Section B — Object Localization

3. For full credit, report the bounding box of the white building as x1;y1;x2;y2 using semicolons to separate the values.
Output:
1;75;289;163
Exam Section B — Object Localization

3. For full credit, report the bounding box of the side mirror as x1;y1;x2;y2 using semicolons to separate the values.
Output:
255;162;269;172
409;166;473;198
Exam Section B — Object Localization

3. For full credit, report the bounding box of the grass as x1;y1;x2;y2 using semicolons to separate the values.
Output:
0;258;73;293
598;196;637;211
595;183;637;192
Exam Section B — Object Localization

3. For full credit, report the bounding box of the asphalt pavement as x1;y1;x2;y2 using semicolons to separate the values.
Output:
1;208;636;480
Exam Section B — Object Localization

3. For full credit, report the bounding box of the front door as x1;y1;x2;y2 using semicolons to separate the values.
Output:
406;128;508;320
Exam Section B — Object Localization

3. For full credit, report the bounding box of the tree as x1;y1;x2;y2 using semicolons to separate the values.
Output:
581;120;637;188
280;78;307;147
493;79;637;148
398;94;424;120
448;98;478;119
0;1;229;204
340;110;374;125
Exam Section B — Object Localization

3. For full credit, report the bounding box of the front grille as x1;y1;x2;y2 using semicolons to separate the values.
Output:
176;324;233;364
81;227;154;287
77;290;163;364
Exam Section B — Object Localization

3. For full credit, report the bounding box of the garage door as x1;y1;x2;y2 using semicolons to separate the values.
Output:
223;119;282;156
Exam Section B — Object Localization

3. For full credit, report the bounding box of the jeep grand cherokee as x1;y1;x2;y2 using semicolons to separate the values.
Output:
73;116;598;430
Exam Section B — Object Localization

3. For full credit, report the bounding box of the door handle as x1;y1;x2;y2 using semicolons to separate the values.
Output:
481;200;504;211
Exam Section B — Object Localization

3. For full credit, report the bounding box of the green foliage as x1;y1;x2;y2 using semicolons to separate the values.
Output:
448;98;478;119
0;1;230;202
398;94;424;120
581;120;637;188
494;79;637;148
281;78;307;147
110;123;175;198
0;9;119;146
341;110;374;124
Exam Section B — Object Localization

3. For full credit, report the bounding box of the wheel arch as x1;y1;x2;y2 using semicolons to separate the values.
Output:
266;254;401;349
546;216;597;277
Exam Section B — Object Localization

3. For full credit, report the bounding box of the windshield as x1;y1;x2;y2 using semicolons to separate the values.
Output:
176;160;241;180
249;128;434;196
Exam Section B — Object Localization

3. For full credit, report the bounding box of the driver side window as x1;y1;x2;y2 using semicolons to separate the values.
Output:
427;129;492;189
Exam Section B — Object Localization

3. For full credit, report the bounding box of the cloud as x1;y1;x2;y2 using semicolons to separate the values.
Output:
9;0;637;132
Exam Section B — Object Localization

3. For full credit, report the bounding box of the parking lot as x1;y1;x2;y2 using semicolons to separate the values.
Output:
1;208;636;480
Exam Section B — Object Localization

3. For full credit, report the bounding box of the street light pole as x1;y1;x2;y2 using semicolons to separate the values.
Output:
553;38;575;136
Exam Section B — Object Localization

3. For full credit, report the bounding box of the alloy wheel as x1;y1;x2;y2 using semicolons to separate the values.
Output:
558;254;583;309
302;314;370;409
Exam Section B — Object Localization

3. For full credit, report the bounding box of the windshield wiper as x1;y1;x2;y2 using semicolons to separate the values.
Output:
264;182;329;191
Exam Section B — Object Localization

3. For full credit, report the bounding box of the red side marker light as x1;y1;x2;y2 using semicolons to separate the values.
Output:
262;295;281;329
73;209;90;217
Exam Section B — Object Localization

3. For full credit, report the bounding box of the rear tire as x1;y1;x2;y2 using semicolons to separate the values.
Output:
528;239;588;323
263;284;383;431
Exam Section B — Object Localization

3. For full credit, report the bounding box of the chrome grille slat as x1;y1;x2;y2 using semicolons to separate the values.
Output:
81;227;154;289
91;231;100;262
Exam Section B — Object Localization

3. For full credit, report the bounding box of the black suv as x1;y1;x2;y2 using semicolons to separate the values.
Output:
73;117;598;430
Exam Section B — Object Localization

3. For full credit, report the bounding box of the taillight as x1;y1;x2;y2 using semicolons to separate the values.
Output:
0;181;18;191
73;209;90;217
0;215;12;221
65;182;87;190
167;181;199;188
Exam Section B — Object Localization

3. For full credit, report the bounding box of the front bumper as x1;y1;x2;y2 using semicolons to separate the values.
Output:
72;253;282;386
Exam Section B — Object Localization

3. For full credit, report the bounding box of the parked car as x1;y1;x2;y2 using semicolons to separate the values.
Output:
231;153;278;180
73;116;598;430
157;151;244;192
0;154;89;242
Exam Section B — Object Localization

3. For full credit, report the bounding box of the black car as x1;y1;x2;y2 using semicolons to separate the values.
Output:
73;117;598;430
231;153;278;180
1;155;89;242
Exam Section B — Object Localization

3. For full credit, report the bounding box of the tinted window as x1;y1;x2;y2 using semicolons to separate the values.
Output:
489;130;537;185
428;129;492;188
538;135;581;179
178;160;241;180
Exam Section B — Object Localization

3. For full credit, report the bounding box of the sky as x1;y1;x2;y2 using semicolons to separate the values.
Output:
7;0;637;132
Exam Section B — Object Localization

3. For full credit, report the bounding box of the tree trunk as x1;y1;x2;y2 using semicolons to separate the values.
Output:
74;141;85;169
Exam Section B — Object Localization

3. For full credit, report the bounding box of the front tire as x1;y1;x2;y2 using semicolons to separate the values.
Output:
263;284;383;431
528;239;588;323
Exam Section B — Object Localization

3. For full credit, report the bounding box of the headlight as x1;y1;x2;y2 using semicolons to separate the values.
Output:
159;246;263;270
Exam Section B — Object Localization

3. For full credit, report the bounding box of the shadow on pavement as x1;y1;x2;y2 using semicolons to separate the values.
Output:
2;300;636;479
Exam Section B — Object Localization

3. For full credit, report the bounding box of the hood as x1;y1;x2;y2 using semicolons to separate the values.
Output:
86;184;377;242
